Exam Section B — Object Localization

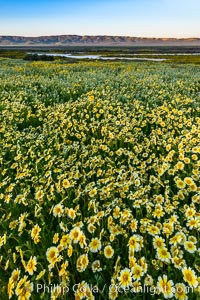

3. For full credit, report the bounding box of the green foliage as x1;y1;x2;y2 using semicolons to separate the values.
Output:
0;59;199;300
24;54;55;61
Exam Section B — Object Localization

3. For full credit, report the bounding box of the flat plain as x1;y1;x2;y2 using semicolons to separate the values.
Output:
0;48;200;299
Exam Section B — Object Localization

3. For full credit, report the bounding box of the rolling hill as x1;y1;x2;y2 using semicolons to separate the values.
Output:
0;35;200;46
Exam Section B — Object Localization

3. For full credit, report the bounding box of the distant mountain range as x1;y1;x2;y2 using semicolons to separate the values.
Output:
0;35;200;46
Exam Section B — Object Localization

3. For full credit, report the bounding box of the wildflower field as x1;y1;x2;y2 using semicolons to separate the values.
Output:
0;58;200;300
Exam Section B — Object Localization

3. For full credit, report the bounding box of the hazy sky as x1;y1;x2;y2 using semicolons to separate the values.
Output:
1;0;200;38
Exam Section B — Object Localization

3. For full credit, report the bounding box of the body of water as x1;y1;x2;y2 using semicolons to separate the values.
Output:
28;53;167;62
28;52;200;61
